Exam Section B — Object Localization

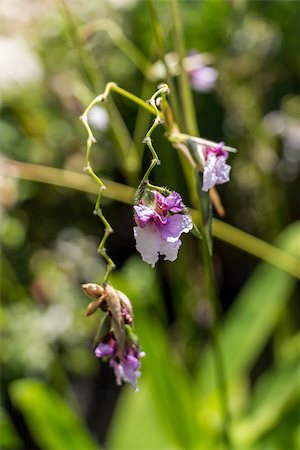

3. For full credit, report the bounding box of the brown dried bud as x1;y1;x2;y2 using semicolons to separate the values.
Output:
85;300;102;316
81;283;104;299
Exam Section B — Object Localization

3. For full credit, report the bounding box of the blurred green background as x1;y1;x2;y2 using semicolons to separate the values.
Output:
0;1;299;449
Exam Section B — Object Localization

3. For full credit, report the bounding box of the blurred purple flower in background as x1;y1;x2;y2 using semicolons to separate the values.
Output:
189;64;218;93
134;191;192;267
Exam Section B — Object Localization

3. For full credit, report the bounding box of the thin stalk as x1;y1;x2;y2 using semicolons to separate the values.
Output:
147;0;182;129
80;19;152;76
141;84;170;182
3;158;300;279
99;82;155;115
170;0;231;445
199;230;232;449
81;98;116;282
170;0;199;136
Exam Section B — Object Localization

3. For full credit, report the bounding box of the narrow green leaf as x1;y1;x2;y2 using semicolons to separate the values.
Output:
198;222;300;394
8;379;98;450
106;380;179;450
0;407;23;449
232;358;300;447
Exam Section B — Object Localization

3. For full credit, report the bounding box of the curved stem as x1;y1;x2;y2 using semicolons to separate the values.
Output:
80;96;116;282
141;84;170;182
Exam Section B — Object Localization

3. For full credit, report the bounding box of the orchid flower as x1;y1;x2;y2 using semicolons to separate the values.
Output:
134;190;193;267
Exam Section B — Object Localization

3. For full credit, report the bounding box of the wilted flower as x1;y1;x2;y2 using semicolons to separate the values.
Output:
201;142;231;191
82;282;144;390
134;190;193;267
95;332;144;391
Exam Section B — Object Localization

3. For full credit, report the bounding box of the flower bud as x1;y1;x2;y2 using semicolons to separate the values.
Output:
81;283;104;299
85;299;101;316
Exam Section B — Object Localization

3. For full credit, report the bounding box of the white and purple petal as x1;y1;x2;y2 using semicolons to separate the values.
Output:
121;355;141;391
164;191;184;213
202;152;231;191
134;222;163;267
158;214;193;242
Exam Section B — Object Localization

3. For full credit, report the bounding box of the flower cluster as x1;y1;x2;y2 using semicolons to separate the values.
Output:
82;282;144;391
95;333;144;391
134;190;193;267
201;142;231;192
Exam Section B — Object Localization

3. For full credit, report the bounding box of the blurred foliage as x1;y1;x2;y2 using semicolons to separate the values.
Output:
0;0;299;449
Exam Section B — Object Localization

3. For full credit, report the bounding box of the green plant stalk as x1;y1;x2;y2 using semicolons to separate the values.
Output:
169;0;231;445
170;0;199;136
80;98;116;282
141;84;170;182
100;82;155;115
3;158;300;279
131;81;154;157
80;19;152;76
146;0;182;130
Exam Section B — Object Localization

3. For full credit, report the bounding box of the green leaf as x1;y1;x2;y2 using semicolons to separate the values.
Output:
106;380;179;450
0;407;23;449
8;379;99;450
231;357;300;447
198;222;300;395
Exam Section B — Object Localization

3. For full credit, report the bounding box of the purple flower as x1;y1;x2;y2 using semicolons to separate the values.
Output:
95;332;144;391
190;65;218;93
201;143;231;191
134;191;192;267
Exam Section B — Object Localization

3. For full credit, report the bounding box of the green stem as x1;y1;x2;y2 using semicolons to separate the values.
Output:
146;0;182;129
80;96;116;282
141;84;170;182
100;82;155;115
80;19;151;76
170;1;231;445
170;0;199;136
199;231;232;449
3;158;300;279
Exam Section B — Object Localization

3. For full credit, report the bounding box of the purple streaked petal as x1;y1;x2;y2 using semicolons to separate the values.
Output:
154;191;166;211
164;191;184;213
155;190;184;213
158;214;193;242
134;204;167;227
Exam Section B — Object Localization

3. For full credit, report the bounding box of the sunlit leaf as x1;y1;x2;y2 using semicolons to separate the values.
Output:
198;222;300;395
8;379;99;450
